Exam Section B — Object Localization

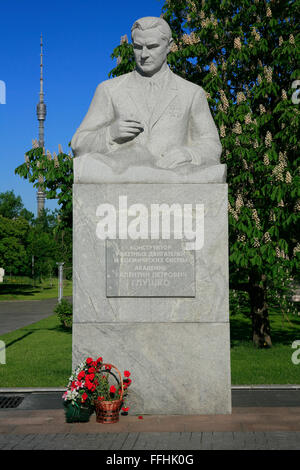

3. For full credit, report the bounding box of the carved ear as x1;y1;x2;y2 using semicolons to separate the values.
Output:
167;37;174;54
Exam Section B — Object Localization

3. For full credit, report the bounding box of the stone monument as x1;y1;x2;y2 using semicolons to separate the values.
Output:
71;16;231;414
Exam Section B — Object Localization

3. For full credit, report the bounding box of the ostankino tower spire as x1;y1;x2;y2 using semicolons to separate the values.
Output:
36;34;46;216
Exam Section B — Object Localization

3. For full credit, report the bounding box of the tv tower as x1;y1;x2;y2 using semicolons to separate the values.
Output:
36;34;46;216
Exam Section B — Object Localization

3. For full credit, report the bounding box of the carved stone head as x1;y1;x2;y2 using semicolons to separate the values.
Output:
131;17;174;77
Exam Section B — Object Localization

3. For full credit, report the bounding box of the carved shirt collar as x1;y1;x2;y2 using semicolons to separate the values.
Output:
133;67;171;89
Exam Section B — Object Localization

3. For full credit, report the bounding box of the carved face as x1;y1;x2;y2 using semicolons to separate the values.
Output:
132;28;172;76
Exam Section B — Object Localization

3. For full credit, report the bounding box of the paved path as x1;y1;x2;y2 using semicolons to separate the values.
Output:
0;408;299;450
0;297;72;335
0;430;299;450
0;390;300;450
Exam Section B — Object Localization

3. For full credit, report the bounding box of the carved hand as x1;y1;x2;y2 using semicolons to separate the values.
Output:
156;148;193;169
110;118;144;144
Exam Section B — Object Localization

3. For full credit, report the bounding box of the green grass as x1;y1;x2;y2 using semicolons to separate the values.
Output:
230;310;300;384
0;309;299;387
0;277;72;301
0;315;72;387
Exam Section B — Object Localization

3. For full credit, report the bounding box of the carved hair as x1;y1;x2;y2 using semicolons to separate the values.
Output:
131;16;172;42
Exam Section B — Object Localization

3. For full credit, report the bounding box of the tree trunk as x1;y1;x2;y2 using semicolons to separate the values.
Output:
249;275;272;348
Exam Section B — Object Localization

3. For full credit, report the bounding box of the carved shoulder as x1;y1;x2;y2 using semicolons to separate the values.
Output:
97;72;133;94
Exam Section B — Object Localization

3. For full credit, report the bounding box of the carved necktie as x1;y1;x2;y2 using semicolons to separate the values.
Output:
146;80;159;115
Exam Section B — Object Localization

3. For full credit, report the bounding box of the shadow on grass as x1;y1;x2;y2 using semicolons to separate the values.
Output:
3;323;72;350
230;312;300;348
55;325;73;335
20;324;73;335
5;331;34;348
0;283;40;297
230;316;252;348
269;315;300;345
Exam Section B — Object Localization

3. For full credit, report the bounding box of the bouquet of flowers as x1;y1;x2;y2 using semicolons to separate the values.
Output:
92;360;132;424
93;364;131;406
62;356;132;423
62;356;103;422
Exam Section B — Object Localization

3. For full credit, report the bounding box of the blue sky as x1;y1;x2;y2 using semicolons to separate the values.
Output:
0;0;163;216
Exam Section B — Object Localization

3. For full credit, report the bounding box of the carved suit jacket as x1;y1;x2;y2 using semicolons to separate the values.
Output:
71;68;222;166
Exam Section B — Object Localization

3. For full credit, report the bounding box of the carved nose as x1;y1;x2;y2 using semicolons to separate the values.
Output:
141;47;149;59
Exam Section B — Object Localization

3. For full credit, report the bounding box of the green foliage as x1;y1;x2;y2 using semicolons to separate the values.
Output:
15;144;73;230
109;0;300;345
14;147;73;272
0;215;31;275
54;298;73;329
0;190;71;280
0;190;34;220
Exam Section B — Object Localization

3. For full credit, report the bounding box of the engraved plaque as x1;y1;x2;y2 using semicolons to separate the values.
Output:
106;239;195;297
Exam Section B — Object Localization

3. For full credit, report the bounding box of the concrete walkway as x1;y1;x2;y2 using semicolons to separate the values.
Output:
0;408;299;450
0;389;299;450
0;297;72;335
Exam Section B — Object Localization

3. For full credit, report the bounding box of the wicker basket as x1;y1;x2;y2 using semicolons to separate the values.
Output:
95;363;123;424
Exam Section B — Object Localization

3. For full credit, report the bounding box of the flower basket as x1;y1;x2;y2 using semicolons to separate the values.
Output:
62;356;103;423
63;401;91;423
94;363;123;424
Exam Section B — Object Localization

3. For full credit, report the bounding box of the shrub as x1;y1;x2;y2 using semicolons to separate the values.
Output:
54;298;73;329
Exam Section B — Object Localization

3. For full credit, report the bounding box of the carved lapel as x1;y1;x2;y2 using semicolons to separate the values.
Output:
126;72;149;123
150;72;178;129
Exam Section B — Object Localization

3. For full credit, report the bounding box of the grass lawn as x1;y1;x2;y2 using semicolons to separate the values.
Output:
230;310;300;384
0;277;72;301
0;310;299;387
0;315;72;387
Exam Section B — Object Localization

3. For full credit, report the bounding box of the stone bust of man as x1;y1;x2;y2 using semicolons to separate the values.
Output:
71;16;223;177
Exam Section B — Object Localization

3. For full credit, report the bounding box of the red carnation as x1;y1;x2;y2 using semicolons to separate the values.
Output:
124;370;131;378
88;367;95;374
105;364;112;371
86;357;93;365
96;357;103;363
110;385;116;394
78;371;85;380
122;406;130;412
85;380;93;391
70;383;76;391
81;392;88;402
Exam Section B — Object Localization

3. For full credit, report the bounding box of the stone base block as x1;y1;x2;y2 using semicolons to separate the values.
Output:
72;322;232;415
73;183;229;324
72;182;231;414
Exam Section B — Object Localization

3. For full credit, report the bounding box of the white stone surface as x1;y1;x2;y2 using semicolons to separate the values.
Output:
71;18;222;176
72;322;232;415
73;183;229;324
72;182;231;414
74;155;226;184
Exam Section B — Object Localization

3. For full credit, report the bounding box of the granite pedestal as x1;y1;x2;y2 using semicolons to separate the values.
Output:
72;161;231;414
